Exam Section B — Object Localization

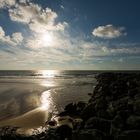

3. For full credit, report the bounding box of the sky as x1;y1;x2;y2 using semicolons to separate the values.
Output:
0;0;140;70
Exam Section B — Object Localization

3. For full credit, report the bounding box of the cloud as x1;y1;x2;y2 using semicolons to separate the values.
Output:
9;2;42;23
1;34;140;70
0;26;23;46
9;2;68;33
60;5;64;9
101;45;140;55
0;0;16;8
0;0;140;70
12;32;24;44
0;26;5;37
92;24;126;39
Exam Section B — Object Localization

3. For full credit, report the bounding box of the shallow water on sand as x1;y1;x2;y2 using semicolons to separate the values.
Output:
0;70;97;134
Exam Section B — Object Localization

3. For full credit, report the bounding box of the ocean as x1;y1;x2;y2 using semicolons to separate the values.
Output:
0;70;97;134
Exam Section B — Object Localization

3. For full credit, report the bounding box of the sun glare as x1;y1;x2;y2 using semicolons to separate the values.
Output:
41;70;56;78
42;32;54;46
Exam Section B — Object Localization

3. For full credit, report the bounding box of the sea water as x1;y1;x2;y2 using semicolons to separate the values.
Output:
0;70;97;134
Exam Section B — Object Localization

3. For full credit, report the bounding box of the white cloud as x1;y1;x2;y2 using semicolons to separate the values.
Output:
60;5;64;9
12;32;24;44
92;24;126;39
26;36;44;49
9;2;67;33
19;0;30;4
0;26;5;37
0;26;23;46
9;2;41;23
101;45;140;55
1;0;139;70
0;0;16;8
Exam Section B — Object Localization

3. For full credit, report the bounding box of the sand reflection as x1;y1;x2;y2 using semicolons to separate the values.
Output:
0;108;49;135
0;89;55;135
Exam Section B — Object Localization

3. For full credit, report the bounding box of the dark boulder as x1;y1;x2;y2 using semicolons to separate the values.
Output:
115;130;140;140
110;115;125;136
133;99;140;115
126;115;140;130
81;103;96;120
85;117;111;134
64;103;77;116
56;125;72;140
72;129;105;140
60;101;86;117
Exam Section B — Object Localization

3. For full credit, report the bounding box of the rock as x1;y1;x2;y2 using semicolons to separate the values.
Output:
133;99;140;115
76;101;86;114
85;117;111;134
126;115;140;129
55;116;74;129
96;109;113;120
61;102;86;117
117;110;132;120
115;130;140;140
64;103;77;116
110;115;125;136
109;97;130;113
73;118;83;130
48;120;57;127
128;88;138;97
56;125;72;140
45;128;60;140
81;103;96;120
88;93;92;96
109;81;128;99
94;97;108;110
72;129;105;140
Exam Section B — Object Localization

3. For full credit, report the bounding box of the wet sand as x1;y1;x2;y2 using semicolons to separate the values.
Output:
0;107;49;135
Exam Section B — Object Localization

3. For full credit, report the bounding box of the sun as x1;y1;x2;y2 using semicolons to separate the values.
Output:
41;32;54;46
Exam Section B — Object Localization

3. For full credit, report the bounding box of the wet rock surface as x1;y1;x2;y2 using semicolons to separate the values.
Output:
0;72;140;140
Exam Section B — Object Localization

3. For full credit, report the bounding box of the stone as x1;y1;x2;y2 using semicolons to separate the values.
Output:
73;118;83;130
126;115;140;129
115;130;140;140
110;97;130;113
85;117;111;134
48;121;57;127
72;129;105;140
62;102;86;116
64;103;77;116
110;115;125;136
56;125;72;140
76;101;86;113
94;97;108;110
97;110;113;120
128;88;138;97
88;93;92;96
117;110;131;120
133;99;140;115
81;103;96;120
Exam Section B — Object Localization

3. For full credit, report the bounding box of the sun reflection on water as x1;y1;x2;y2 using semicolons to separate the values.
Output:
37;71;58;112
40;70;57;78
36;70;58;87
40;90;54;111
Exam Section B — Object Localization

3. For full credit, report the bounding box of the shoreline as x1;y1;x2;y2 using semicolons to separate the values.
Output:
0;72;140;140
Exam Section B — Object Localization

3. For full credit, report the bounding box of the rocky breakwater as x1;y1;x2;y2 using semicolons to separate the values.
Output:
51;72;140;140
73;72;140;140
